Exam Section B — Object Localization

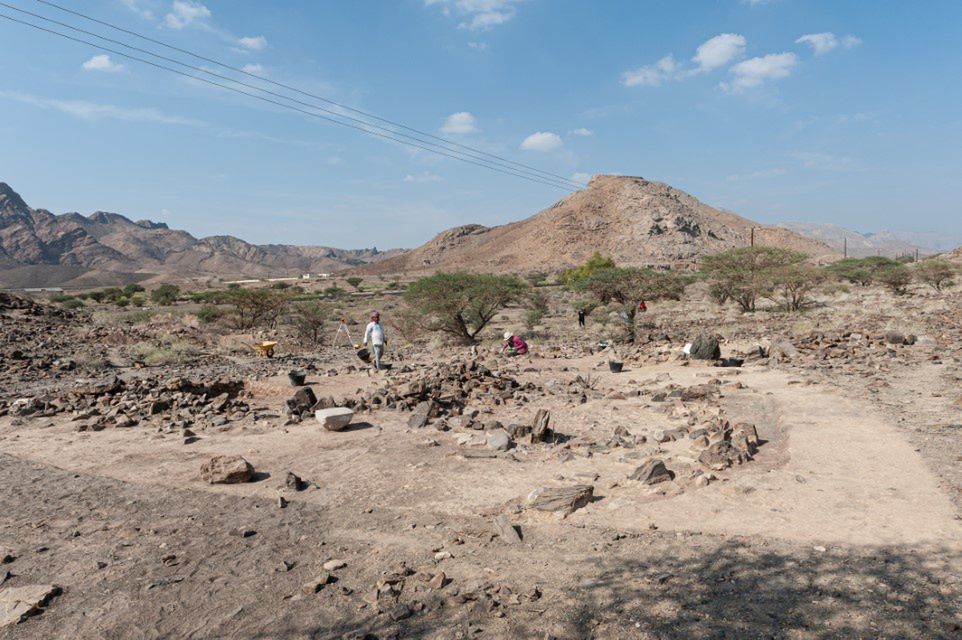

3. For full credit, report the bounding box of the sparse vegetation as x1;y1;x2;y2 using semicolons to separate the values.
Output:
577;267;687;341
559;252;616;287
150;284;181;305
702;247;810;313
914;258;956;291
290;300;330;344
228;288;290;330
403;272;526;344
876;263;913;295
345;276;364;291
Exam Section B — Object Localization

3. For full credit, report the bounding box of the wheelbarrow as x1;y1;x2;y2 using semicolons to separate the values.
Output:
251;340;277;358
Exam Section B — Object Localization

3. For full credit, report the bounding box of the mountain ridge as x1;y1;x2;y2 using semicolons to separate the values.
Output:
0;182;401;287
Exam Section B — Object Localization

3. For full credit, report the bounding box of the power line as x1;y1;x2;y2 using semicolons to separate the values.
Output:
0;11;580;192
35;0;584;189
19;0;588;191
3;1;583;191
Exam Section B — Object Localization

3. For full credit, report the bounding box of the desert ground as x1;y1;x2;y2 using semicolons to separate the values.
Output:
1;277;961;640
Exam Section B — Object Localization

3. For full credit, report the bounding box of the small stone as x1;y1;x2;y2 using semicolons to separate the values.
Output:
629;459;672;485
200;455;254;484
301;572;332;594
285;472;307;491
322;559;346;571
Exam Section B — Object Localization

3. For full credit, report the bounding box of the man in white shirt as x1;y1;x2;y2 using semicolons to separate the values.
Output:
362;310;387;371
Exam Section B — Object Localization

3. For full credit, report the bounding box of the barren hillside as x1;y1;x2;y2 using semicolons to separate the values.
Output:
0;182;400;287
778;222;929;258
361;175;836;275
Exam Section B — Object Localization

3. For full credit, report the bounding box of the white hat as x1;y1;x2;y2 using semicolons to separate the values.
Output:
504;331;512;340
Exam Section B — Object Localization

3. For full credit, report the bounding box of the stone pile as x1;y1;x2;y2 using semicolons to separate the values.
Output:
4;374;248;432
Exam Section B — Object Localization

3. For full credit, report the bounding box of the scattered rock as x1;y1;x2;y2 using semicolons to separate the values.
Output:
492;515;522;544
528;485;594;516
629;459;673;485
322;559;347;571
200;455;255;484
485;429;512;451
689;334;721;360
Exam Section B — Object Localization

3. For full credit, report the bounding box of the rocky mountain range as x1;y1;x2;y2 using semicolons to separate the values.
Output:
0;182;399;288
360;175;837;275
777;222;931;259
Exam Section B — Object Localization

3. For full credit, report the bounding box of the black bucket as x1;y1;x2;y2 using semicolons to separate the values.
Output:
288;370;307;386
356;348;371;363
608;361;624;373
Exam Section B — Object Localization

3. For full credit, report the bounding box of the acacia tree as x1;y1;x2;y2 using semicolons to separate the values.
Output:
403;272;526;344
150;283;180;305
763;262;826;311
914;258;956;291
702;247;808;312
290;300;329;344
826;256;899;286
229;288;290;330
876;264;912;295
578;267;687;341
345;276;364;292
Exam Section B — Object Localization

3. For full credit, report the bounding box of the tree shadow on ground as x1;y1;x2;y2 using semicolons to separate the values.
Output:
249;539;961;640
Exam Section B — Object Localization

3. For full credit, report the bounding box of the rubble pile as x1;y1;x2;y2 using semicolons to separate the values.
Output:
287;357;536;423
4;374;249;432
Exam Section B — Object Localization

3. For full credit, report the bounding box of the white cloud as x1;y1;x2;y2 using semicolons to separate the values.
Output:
404;172;444;183
520;131;563;152
468;41;489;51
569;128;593;136
841;35;862;48
241;63;264;75
796;32;862;56
622;55;678;87
692;33;746;72
82;54;124;73
163;0;211;29
722;52;798;93
237;35;268;51
571;172;592;184
120;0;155;19
440;111;479;134
0;90;205;126
795;32;837;56
427;0;520;32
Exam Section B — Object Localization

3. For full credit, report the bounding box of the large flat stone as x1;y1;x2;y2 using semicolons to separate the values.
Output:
315;407;354;432
0;584;60;626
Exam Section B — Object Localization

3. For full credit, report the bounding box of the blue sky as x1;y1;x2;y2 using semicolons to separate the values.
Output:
2;0;961;249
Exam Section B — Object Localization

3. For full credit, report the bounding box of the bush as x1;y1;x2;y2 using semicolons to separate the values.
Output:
524;309;543;331
271;282;291;290
123;284;146;297
323;286;347;299
196;305;223;324
114;297;130;308
914;258;956;291
62;298;84;310
150;284;180;305
403;272;526;344
560;252;616;287
345;276;364;291
702;247;808;312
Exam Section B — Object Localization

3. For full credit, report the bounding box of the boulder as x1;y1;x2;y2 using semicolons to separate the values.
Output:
689;334;721;360
315;407;354;432
485;429;512;451
699;441;751;471
200;455;255;484
528;485;594;515
287;387;317;416
629;459;673;484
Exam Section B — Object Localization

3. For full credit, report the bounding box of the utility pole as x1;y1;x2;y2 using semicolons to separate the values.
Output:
843;237;847;259
750;227;755;247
